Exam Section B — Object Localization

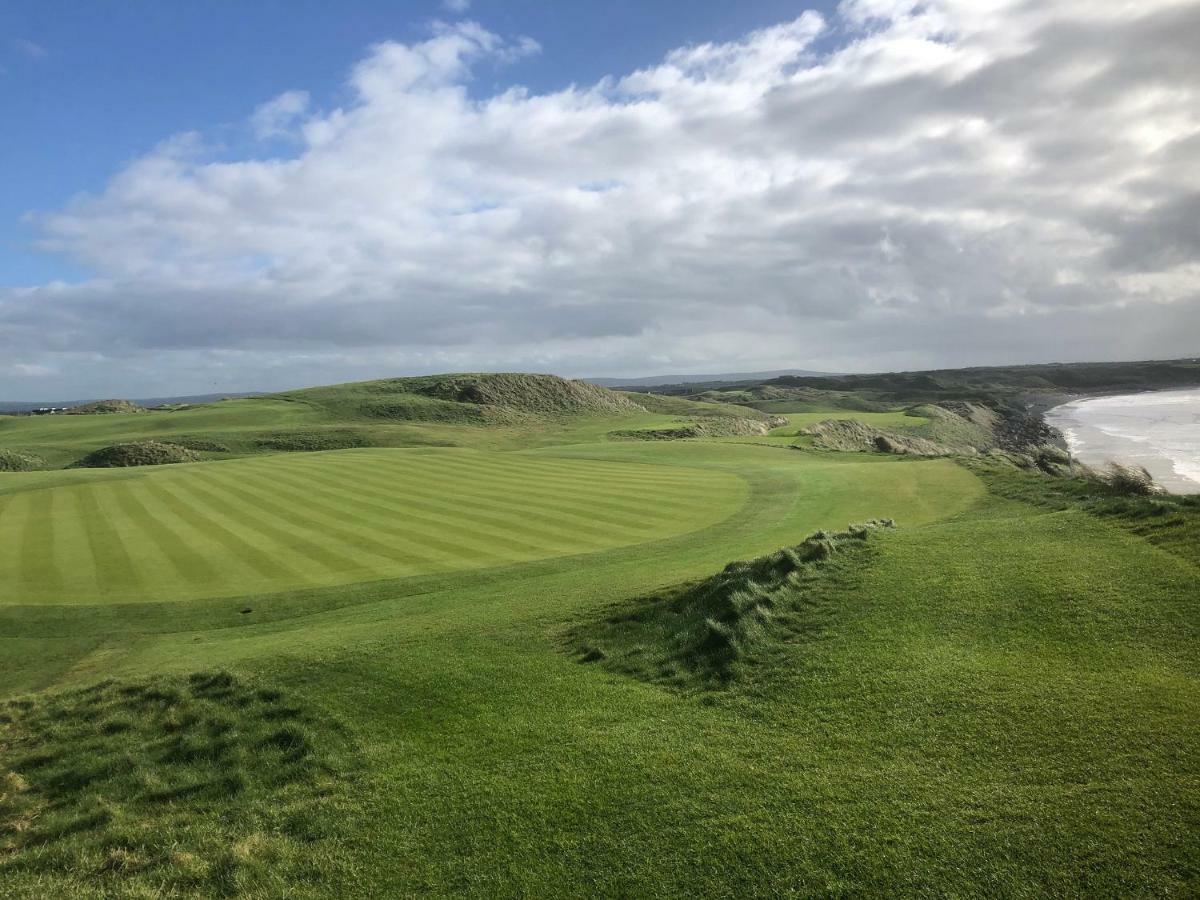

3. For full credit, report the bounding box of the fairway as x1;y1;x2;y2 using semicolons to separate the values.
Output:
0;448;748;605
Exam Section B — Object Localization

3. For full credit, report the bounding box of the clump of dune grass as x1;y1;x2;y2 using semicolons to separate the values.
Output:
570;520;895;687
610;416;776;441
1099;462;1161;496
0;449;44;472
169;436;232;453
0;671;354;895
72;441;199;468
65;399;145;415
253;430;370;452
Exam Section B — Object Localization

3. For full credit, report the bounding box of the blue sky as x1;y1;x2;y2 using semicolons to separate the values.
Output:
0;0;1197;397
1;0;831;287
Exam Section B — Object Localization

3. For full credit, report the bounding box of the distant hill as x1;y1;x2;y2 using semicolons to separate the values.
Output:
761;358;1200;402
586;369;835;389
274;372;645;424
0;392;262;415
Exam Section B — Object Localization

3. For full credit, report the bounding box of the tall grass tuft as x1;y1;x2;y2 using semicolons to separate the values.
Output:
570;520;895;686
1100;462;1162;496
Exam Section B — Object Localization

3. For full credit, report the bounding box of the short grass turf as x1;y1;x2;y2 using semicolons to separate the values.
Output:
767;409;930;435
1;432;1198;896
0;447;748;605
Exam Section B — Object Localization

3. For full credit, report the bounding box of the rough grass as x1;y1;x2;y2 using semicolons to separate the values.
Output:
1099;461;1162;496
969;459;1200;565
610;415;784;440
66;400;145;416
571;520;895;686
629;392;775;420
802;418;955;455
282;372;645;423
72;441;200;468
0;449;43;472
406;372;645;416
797;402;1008;456
0;671;353;897
253;430;371;452
167;437;233;453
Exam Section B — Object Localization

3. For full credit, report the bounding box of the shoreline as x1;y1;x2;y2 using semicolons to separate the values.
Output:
1044;387;1200;495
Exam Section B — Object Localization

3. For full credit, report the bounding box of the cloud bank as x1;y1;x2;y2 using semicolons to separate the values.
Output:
4;1;1199;394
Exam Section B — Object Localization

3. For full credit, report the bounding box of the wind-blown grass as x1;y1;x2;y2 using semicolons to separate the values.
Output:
571;520;895;686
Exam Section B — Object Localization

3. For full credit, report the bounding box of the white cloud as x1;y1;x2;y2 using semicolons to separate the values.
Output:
249;90;310;139
4;5;1200;394
442;0;471;13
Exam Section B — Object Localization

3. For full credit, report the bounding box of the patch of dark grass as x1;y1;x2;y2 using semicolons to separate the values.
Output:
567;520;895;688
0;670;355;894
169;436;232;453
253;430;370;452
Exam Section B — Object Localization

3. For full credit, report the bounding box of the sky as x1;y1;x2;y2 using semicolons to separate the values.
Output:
1;0;1198;398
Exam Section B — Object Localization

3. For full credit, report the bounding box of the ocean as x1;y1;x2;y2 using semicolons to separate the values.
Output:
1045;388;1200;494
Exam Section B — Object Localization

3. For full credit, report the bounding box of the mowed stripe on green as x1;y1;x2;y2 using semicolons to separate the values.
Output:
0;448;747;606
74;486;143;595
273;457;695;548
17;490;63;595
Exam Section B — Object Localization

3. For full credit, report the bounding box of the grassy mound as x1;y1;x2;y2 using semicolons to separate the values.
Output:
0;449;44;472
631;392;777;420
571;520;894;686
279;373;645;425
73;441;199;468
801;402;1009;456
611;415;786;441
407;373;644;416
802;418;955;455
910;402;999;448
0;671;352;896
66;400;144;415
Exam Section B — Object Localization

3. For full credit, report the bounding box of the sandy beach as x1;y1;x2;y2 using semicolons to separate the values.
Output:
1046;388;1200;494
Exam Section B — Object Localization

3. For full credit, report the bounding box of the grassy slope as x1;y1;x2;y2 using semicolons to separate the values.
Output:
0;374;700;469
1;384;1198;896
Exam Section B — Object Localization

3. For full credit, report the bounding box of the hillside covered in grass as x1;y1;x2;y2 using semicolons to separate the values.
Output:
0;373;743;469
1;367;1198;896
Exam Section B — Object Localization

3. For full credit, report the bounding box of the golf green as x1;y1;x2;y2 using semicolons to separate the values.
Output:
0;448;748;605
